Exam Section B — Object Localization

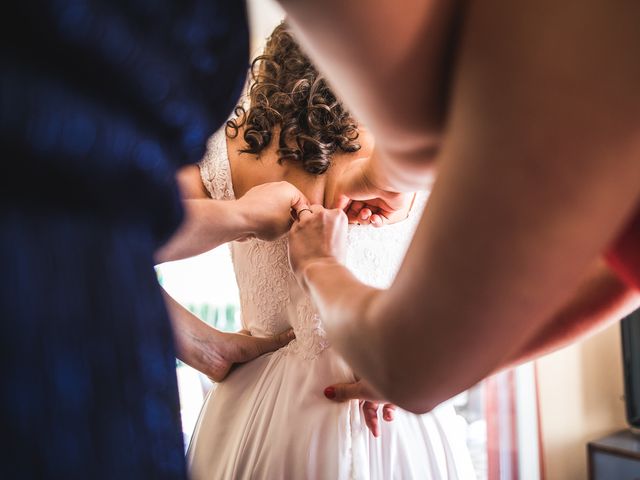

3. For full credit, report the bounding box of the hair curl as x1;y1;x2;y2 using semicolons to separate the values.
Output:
226;22;360;175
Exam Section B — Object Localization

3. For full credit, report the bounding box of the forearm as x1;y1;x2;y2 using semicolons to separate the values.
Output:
302;260;449;413
501;260;640;370
304;260;504;414
162;290;225;378
306;258;640;414
155;199;249;263
369;149;438;193
302;259;382;364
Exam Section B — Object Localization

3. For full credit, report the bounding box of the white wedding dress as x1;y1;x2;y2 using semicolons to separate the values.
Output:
187;128;476;479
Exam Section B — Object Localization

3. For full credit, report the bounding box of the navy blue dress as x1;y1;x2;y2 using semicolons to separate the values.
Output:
0;1;248;478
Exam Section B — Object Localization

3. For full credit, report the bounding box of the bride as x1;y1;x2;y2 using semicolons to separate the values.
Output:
181;23;475;479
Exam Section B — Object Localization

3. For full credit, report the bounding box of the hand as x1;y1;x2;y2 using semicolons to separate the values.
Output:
207;328;295;382
344;195;416;227
287;205;348;287
237;181;309;241
331;158;415;227
323;379;396;438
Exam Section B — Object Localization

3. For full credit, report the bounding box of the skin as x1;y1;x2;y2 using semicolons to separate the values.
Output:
282;0;640;412
156;170;309;263
156;171;310;381
220;126;412;433
163;125;412;431
325;259;640;405
165;290;295;382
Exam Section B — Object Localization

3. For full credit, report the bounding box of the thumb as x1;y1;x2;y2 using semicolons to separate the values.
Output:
254;329;296;355
290;189;310;211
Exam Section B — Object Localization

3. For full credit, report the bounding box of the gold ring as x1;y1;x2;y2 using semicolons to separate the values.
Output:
296;208;313;217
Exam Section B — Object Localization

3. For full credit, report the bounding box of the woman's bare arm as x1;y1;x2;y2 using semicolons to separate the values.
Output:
322;260;640;404
502;261;640;369
156;166;308;263
155;198;252;263
163;290;294;381
155;165;250;262
289;0;640;412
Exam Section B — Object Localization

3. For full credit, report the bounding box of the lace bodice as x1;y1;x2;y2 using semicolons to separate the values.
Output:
200;128;426;359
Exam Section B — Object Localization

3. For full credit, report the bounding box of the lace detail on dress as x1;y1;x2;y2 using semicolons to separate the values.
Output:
201;127;428;360
231;235;329;359
230;238;292;337
345;192;428;289
199;128;235;201
281;295;330;360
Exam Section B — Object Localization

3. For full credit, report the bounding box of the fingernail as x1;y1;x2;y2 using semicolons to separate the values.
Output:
324;387;336;399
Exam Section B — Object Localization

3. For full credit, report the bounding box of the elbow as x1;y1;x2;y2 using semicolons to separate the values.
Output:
366;320;465;414
393;394;440;415
374;373;444;415
404;401;440;416
356;293;467;414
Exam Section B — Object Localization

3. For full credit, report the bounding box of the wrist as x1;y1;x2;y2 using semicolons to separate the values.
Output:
362;153;394;192
231;197;255;241
299;256;342;292
366;148;436;193
196;328;231;381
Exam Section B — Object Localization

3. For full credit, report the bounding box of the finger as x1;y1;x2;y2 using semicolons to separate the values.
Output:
293;204;313;221
348;201;365;215
359;208;372;222
346;201;365;224
290;187;311;220
370;214;384;228
324;381;363;402
382;404;396;422
290;188;311;211
366;416;380;438
326;379;385;402
237;329;251;336
340;199;353;216
363;401;380;437
254;329;296;355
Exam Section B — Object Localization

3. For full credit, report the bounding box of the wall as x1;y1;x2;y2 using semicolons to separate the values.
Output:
246;0;285;55
536;324;628;479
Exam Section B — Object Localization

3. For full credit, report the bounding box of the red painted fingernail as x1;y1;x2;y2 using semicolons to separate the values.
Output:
324;387;336;399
